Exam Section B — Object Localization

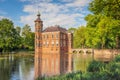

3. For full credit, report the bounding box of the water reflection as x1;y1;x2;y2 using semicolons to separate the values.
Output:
0;53;92;80
0;54;34;80
34;53;93;79
73;54;93;72
34;53;73;79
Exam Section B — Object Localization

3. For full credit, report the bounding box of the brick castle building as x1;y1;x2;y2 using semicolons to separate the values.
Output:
34;13;73;78
34;12;73;54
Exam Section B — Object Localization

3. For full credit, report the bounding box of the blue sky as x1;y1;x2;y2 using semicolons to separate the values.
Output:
0;0;91;31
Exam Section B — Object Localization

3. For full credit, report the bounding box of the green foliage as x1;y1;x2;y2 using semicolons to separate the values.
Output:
0;19;21;52
38;71;82;80
73;0;120;49
87;60;105;72
114;55;120;62
0;18;34;52
89;0;120;20
74;26;86;48
21;24;35;50
68;27;76;33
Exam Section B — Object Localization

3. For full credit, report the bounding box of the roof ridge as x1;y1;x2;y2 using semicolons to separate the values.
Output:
43;25;67;32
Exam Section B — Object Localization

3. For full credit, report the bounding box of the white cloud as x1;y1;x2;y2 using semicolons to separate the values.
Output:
66;0;91;7
0;16;12;21
0;16;5;20
20;0;91;31
20;0;52;3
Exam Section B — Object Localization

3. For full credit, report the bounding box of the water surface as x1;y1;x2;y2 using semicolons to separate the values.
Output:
0;53;34;80
0;52;92;80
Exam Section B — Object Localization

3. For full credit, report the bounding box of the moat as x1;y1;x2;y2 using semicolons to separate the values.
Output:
0;52;92;80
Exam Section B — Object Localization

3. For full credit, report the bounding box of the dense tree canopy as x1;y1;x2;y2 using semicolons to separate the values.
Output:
0;19;21;52
21;24;34;50
73;0;120;49
0;19;34;52
89;0;120;20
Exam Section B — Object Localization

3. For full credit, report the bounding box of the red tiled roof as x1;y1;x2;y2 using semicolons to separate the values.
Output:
43;25;67;32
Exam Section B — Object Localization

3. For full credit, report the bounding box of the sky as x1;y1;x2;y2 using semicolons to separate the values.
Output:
0;0;91;31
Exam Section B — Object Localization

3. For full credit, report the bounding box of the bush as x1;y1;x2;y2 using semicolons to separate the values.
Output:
87;60;105;72
114;55;120;62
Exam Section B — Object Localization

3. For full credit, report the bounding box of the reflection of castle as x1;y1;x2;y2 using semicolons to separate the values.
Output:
34;13;73;79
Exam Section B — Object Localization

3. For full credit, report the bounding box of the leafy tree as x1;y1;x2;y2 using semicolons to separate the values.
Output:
89;0;120;20
83;0;120;49
21;24;34;50
0;18;21;52
68;27;76;33
74;26;87;48
22;24;31;37
85;14;101;28
15;26;21;35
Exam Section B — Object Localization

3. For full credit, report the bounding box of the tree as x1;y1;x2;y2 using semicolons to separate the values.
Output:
68;27;76;33
84;0;120;49
15;26;22;49
0;18;21;52
21;24;34;50
22;24;31;37
89;0;120;20
15;26;21;35
74;26;87;48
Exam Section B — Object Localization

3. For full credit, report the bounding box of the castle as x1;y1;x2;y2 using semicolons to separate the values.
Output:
34;13;73;78
34;12;73;54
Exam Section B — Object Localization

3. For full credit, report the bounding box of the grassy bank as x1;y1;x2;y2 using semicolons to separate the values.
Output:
37;55;120;80
0;50;34;58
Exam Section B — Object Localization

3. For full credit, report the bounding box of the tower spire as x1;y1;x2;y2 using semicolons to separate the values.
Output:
37;11;40;17
35;11;41;22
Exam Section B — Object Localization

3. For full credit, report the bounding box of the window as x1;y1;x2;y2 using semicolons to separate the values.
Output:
51;41;54;46
56;41;59;46
52;34;54;38
47;41;49;46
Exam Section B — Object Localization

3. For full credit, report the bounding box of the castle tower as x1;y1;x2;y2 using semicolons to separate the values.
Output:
34;12;43;78
35;12;43;52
